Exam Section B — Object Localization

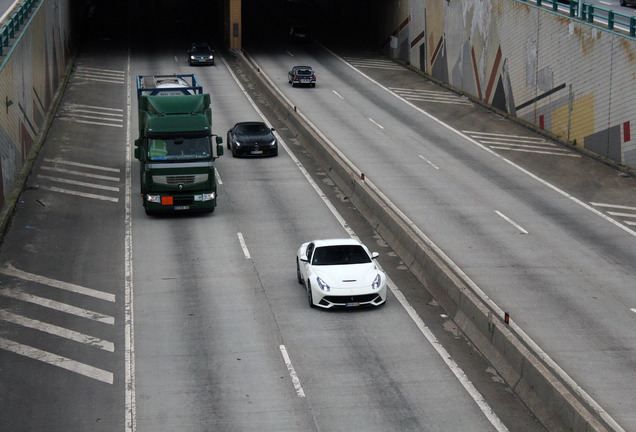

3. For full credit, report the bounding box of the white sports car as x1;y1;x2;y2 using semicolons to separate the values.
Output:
296;238;387;308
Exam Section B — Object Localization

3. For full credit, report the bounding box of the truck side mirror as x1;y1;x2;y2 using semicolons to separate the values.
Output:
216;143;224;157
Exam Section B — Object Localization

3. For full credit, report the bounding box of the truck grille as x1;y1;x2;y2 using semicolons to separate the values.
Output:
153;174;208;185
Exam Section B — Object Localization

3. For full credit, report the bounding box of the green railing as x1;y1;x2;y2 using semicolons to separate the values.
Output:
520;0;636;38
1;0;38;56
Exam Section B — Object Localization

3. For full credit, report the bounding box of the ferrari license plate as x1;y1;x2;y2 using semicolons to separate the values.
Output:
345;302;360;307
174;205;190;210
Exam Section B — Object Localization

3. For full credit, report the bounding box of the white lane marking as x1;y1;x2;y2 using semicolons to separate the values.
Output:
0;310;114;352
418;154;440;170
215;168;223;185
233;58;508;431
368;117;384;129
1;264;115;302
44;158;121;172
57;117;124;128
607;211;636;218
495;211;528;234
0;289;115;324
279;345;306;398
332;90;344;100
318;44;627;432
590;202;636;211
124;60;137;432
489;146;580;157
286;50;294;57
237;232;251;259
40;166;120;182
0;337;113;384
631;308;636;314
38;186;119;202
37;175;120;192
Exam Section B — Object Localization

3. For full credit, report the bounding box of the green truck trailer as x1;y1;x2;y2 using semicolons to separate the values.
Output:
134;74;224;214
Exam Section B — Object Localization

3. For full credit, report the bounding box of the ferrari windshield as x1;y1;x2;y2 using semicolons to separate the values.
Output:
148;137;211;161
311;245;371;265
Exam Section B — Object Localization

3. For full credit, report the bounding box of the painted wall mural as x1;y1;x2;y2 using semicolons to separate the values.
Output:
384;0;636;169
0;0;73;210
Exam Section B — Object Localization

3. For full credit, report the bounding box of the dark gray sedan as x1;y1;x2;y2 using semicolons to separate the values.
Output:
187;43;215;66
227;122;278;157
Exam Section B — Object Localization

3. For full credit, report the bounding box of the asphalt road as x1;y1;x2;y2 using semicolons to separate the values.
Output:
0;0;634;431
0;1;549;431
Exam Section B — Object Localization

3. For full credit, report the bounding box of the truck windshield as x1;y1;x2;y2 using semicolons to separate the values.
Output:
148;137;211;161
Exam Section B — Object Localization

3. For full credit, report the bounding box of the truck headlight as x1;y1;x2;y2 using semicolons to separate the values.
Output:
146;194;161;203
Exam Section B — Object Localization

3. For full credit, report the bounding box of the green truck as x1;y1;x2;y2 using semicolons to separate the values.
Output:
134;74;224;214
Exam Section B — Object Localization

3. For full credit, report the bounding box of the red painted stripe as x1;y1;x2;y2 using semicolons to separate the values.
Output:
431;36;444;65
485;47;502;103
539;115;545;130
411;31;425;48
471;47;483;100
624;121;631;142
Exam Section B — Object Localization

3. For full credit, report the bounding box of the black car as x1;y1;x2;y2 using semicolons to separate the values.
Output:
289;25;309;42
227;122;278;157
187;43;215;66
288;65;316;87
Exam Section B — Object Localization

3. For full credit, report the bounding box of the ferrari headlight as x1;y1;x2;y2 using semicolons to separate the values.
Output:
316;277;330;292
372;274;381;289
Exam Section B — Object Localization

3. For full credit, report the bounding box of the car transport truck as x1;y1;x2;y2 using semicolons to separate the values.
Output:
134;74;224;214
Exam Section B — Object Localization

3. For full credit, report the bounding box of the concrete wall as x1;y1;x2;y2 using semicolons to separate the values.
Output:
0;0;75;219
385;0;636;169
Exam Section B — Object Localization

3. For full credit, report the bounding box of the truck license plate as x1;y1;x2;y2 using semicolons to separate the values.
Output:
174;205;190;210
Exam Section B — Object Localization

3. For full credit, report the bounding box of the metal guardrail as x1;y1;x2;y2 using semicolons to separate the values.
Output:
0;0;38;56
521;0;636;38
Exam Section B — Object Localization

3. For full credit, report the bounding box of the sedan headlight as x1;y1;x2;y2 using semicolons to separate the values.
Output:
234;140;242;147
270;139;277;146
372;274;381;289
316;277;330;292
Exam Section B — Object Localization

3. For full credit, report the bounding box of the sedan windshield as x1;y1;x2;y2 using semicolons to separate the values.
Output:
312;245;371;265
236;124;270;135
148;137;211;161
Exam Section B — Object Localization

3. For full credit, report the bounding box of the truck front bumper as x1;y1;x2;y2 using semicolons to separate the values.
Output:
143;192;216;213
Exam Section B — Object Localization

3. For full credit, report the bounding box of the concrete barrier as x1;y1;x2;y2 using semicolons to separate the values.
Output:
235;50;613;432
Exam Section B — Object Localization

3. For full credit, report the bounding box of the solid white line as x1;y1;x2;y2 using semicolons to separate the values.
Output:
124;58;137;432
62;103;124;112
631;308;636;314
319;44;627;432
368;118;384;129
418;154;440;170
279;345;306;398
0;310;114;352
40;166;120;181
606;211;636;218
39;185;119;202
62;114;124;123
74;76;126;84
495;211;528;234
76;66;126;75
332;90;344;100
37;174;120;192
0;288;114;324
0;337;113;384
489;146;580;157
237;232;251;259
66;109;123;117
58;118;123;128
1;264;116;302
44;158;121;172
590;202;636;211
286;50;294;57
